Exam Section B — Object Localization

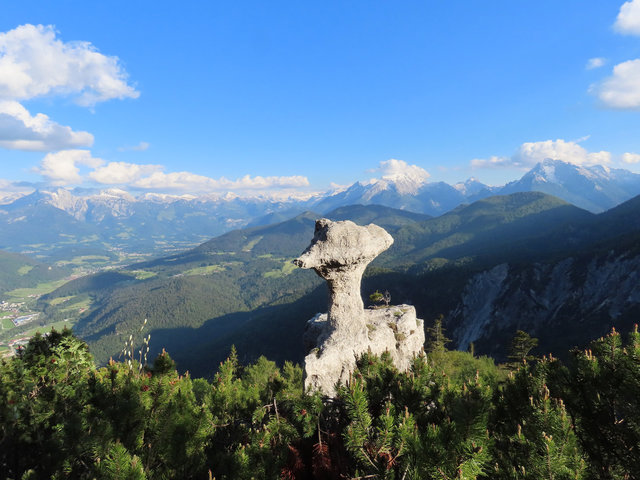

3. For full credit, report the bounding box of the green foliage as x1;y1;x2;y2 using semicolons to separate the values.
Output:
550;326;640;479
490;361;586;479
98;442;147;480
1;327;639;479
508;330;539;365
425;315;452;354
369;290;384;306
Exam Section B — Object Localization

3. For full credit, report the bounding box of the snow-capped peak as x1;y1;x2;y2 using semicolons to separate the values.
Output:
97;188;135;201
453;177;488;195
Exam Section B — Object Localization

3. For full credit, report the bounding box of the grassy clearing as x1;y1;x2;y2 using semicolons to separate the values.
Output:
2;318;15;329
50;295;75;306
183;265;225;276
242;236;263;252
56;255;111;266
20;319;77;338
5;279;69;300
60;297;91;313
263;259;297;278
128;270;158;280
17;265;34;275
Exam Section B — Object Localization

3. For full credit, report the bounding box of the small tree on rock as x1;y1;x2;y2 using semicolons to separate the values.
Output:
368;290;384;308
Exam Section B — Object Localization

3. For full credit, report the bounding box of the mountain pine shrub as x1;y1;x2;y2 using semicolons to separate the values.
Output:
0;326;639;478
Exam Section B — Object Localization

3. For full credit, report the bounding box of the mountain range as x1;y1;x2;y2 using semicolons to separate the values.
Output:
2;159;640;263
28;187;640;375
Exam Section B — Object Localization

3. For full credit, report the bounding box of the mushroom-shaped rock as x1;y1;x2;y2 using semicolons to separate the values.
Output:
295;219;424;396
294;218;393;338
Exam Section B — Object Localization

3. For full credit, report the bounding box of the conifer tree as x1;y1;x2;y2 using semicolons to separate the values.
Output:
489;360;586;479
550;326;640;479
508;330;539;365
425;315;451;354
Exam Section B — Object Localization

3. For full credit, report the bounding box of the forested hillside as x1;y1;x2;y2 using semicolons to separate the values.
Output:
0;250;70;295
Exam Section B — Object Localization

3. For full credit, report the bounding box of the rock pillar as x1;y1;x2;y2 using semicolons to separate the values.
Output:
295;219;425;395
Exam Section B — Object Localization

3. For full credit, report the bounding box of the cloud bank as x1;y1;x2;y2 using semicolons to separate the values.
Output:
622;152;640;164
0;24;139;105
89;161;163;184
376;158;431;183
615;0;640;35
593;1;640;109
132;171;310;192
35;149;104;185
596;59;640;109
472;139;611;169
0;24;139;154
30;149;310;194
0;100;93;151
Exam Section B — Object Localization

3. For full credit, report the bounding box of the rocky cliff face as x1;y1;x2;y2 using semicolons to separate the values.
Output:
448;249;640;359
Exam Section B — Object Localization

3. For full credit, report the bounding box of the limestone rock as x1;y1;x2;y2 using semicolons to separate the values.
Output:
294;218;393;338
303;306;425;395
295;218;425;396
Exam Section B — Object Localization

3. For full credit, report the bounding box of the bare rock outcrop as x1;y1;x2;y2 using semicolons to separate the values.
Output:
295;218;425;395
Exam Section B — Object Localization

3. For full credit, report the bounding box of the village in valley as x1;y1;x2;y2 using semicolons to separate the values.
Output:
0;298;42;357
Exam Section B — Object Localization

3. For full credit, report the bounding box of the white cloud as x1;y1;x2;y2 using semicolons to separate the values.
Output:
0;24;139;105
0;179;33;203
472;139;611;170
514;139;611;166
364;159;430;194
622;152;640;164
586;57;606;70
596;59;640;109
118;141;149;152
132;171;309;193
615;0;640;35
31;146;310;193
89;161;162;184
374;158;430;182
0;100;93;151
35;149;104;185
470;156;511;169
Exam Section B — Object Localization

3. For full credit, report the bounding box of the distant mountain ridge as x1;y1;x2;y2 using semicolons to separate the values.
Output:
2;159;640;262
498;159;640;212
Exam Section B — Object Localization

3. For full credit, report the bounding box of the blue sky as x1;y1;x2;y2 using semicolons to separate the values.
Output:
2;1;640;196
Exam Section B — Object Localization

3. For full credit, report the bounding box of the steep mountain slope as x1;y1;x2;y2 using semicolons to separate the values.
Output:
448;233;640;361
